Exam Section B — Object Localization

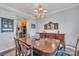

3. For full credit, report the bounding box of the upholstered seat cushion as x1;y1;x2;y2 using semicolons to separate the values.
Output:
54;50;71;56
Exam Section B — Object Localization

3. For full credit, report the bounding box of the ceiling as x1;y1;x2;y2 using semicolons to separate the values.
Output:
2;3;79;18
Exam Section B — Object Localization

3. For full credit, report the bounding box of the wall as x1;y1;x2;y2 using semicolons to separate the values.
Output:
0;7;17;52
27;19;37;37
37;6;79;46
0;7;37;52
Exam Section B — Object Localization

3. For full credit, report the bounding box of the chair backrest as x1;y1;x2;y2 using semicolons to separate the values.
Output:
64;39;79;56
75;39;79;55
18;40;33;56
14;37;21;56
14;37;20;47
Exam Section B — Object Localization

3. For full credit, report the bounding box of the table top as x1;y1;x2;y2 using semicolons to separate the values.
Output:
19;37;59;54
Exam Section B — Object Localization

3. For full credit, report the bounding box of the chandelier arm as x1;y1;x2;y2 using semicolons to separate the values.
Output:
34;4;47;19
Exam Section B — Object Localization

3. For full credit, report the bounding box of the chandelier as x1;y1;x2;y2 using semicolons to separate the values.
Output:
34;4;47;19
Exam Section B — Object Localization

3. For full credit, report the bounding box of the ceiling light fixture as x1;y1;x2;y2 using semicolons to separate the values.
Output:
34;4;47;19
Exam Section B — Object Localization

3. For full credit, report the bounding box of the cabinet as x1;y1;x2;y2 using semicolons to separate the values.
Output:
38;33;64;43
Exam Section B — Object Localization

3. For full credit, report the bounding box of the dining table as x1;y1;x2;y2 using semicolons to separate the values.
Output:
19;37;60;56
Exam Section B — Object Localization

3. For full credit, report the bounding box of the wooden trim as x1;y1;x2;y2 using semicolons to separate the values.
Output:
0;48;15;56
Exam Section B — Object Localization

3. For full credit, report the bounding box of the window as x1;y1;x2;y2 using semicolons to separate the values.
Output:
1;17;14;32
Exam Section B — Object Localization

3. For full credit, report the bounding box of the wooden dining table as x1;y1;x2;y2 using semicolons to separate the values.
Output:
19;37;59;56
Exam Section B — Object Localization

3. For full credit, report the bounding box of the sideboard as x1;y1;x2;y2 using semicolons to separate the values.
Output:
38;32;65;43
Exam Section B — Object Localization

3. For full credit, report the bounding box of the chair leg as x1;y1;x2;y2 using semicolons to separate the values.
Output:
15;49;18;56
31;49;33;56
15;49;21;56
15;50;17;56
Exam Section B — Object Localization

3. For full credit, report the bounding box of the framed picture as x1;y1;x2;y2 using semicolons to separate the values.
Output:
44;24;47;29
44;21;59;30
54;23;58;29
31;24;36;29
1;17;14;32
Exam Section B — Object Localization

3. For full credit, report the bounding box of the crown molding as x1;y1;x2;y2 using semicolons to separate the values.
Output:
0;4;35;19
46;4;79;19
0;4;79;20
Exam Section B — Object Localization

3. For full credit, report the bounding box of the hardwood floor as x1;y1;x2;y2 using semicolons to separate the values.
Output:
5;50;16;56
3;49;40;56
1;48;79;56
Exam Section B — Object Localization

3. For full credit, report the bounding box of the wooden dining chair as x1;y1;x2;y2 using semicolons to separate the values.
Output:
18;40;33;56
14;37;21;56
56;39;79;56
65;39;79;56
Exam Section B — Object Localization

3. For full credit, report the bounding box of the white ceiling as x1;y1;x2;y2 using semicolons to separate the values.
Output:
2;3;79;18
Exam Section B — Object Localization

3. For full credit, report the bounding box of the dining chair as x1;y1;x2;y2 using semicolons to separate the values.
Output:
54;42;72;56
18;39;33;56
14;37;21;56
65;39;79;56
55;39;79;56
